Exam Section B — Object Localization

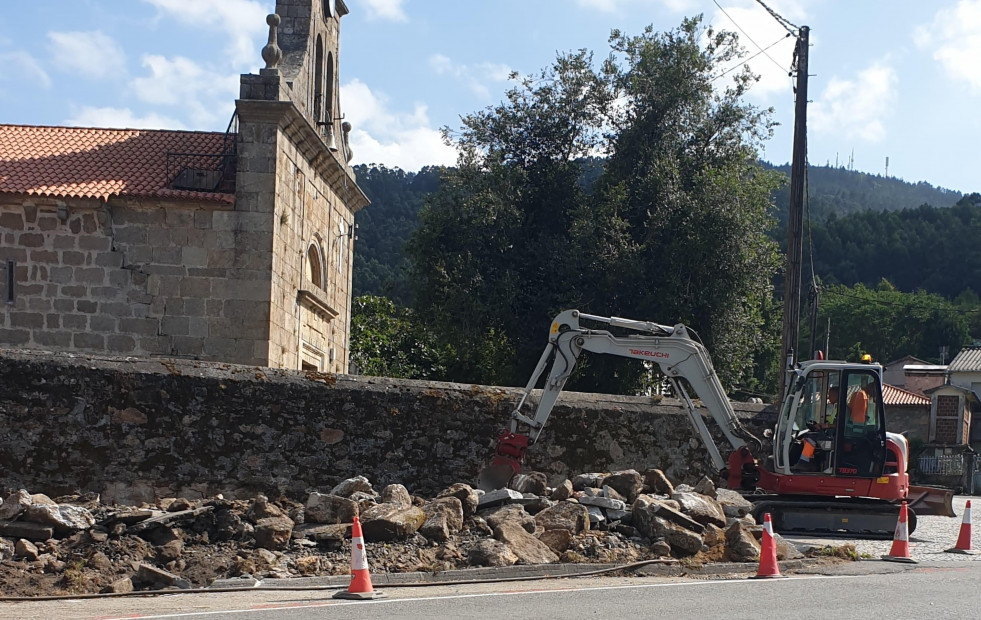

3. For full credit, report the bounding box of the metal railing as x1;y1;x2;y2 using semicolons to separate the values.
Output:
917;454;966;476
164;111;238;193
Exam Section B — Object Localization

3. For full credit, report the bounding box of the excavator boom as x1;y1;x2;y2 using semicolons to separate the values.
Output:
480;309;761;489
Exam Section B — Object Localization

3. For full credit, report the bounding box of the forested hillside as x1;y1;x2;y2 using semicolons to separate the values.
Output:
352;165;440;304
808;193;981;301
768;163;962;224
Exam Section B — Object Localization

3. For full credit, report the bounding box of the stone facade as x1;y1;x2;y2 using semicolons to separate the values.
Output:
0;349;773;502
0;0;366;372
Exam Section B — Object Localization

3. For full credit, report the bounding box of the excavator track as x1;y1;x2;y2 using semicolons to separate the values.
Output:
749;495;916;539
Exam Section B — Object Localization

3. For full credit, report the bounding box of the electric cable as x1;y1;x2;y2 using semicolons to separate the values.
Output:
711;34;792;82
712;0;791;75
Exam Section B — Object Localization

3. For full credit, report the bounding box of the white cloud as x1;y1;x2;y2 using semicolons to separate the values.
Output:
341;78;457;171
809;62;897;142
141;0;268;67
64;106;185;129
0;51;51;89
130;54;238;127
914;0;981;93
429;54;511;99
709;4;800;100
362;0;409;22
47;30;126;80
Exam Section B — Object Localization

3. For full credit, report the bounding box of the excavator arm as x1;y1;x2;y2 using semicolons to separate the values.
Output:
480;309;762;490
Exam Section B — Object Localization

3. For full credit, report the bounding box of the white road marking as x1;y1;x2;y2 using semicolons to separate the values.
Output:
90;574;856;619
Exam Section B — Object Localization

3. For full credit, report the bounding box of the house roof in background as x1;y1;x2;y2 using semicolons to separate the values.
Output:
882;383;930;407
0;124;234;204
883;355;929;369
948;346;981;373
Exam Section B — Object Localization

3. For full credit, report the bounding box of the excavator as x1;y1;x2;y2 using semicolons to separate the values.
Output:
479;309;955;537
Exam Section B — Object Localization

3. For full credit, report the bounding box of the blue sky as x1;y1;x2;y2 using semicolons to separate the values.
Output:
1;0;979;194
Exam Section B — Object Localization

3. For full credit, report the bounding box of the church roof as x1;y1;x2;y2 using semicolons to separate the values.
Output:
0;124;234;204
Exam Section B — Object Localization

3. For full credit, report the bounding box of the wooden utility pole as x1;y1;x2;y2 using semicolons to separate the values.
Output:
780;25;809;402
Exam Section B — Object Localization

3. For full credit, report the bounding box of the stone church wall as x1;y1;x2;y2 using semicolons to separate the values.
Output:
0;199;273;365
0;349;773;503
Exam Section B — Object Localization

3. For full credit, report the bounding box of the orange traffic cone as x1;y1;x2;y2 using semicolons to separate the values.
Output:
333;516;387;600
945;500;975;555
882;501;917;563
752;513;783;578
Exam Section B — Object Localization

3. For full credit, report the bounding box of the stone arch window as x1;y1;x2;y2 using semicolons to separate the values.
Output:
325;52;335;124
307;242;325;289
314;36;324;124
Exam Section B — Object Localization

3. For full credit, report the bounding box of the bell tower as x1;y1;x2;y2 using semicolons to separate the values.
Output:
269;0;349;155
235;0;368;372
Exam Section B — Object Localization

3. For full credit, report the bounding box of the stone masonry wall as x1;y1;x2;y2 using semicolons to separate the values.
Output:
0;349;773;504
0;198;272;365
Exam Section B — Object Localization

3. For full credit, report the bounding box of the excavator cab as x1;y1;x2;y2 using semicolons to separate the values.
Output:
775;361;887;483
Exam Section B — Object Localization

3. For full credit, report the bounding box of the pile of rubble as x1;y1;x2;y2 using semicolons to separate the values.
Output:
0;468;803;597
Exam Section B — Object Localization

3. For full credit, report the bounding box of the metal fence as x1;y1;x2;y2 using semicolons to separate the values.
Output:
917;454;967;476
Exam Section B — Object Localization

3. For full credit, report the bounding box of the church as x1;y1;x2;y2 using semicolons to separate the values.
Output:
0;0;368;373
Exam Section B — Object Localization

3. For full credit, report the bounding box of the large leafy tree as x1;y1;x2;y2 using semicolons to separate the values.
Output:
408;17;782;394
809;282;972;364
349;295;448;379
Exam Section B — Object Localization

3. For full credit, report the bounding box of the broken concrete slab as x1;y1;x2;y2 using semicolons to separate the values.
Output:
476;488;523;509
0;520;55;541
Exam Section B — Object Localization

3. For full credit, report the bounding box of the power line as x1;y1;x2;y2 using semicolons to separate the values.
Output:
753;0;799;36
712;0;792;75
710;34;792;82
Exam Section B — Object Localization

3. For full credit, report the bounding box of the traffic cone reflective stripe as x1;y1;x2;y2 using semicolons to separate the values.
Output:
945;500;975;555
752;513;783;579
333;516;387;600
882;501;917;564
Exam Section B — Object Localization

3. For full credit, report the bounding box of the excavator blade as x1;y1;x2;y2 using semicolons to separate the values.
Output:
477;463;515;492
906;484;956;518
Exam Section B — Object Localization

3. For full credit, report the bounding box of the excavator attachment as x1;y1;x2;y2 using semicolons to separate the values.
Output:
907;484;956;517
477;430;529;491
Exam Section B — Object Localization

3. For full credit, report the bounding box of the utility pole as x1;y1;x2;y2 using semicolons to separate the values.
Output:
780;25;809;403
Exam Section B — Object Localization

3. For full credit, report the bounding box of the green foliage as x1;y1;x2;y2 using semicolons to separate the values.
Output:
408;17;781;394
806;283;972;364
352;165;442;305
808;193;981;302
349;295;448;379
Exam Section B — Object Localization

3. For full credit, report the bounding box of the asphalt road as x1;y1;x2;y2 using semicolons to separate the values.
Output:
3;562;977;620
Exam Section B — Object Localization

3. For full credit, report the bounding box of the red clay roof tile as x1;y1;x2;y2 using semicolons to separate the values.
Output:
0;124;234;204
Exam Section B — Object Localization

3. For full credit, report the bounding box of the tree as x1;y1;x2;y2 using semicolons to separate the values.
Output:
349;295;448;379
408;17;782;394
809;283;972;363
